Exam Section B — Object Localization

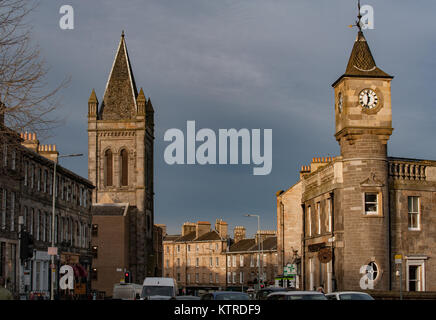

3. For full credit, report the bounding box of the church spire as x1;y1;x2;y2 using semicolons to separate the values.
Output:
99;31;139;120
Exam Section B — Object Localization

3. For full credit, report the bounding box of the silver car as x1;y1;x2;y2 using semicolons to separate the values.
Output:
325;291;374;300
267;291;327;300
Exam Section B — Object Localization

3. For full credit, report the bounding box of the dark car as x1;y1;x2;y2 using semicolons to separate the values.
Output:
255;287;293;300
201;291;251;300
175;295;201;300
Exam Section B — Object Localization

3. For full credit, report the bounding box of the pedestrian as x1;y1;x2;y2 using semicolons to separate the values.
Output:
317;285;325;294
0;277;13;300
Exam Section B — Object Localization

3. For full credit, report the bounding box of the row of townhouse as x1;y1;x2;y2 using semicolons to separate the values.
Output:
163;219;278;294
0;126;94;299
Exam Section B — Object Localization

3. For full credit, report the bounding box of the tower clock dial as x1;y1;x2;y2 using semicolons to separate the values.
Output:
337;92;343;113
359;89;378;109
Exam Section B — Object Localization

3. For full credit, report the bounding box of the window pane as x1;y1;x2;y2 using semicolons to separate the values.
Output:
365;194;377;203
365;203;377;213
105;150;113;186
413;197;418;213
365;193;378;214
121;149;128;186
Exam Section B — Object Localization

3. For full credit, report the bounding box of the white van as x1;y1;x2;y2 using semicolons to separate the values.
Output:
112;283;143;300
141;277;178;300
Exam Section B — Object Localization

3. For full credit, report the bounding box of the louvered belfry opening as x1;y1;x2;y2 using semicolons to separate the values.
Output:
120;149;128;186
105;149;113;186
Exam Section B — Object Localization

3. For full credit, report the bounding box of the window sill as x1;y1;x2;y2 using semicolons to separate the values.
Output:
363;213;383;218
408;228;421;231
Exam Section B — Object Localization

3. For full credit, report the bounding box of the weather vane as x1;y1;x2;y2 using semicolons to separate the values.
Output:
348;0;362;31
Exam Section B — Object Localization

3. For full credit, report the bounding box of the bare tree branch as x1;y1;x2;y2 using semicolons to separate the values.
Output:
0;0;69;138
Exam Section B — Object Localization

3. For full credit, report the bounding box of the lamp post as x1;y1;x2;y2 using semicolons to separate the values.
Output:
50;153;83;300
244;214;262;291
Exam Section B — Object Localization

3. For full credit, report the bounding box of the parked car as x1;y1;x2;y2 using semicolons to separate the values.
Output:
141;277;178;300
201;291;251;300
112;283;143;300
325;292;374;300
175;295;201;300
267;291;327;300
256;287;293;300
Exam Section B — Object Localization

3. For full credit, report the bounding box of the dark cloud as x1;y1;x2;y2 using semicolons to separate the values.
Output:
27;0;436;235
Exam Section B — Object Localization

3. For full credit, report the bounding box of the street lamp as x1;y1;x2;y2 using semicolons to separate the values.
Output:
50;153;83;300
244;214;262;291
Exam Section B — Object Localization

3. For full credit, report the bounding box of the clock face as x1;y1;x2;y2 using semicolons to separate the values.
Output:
359;89;378;109
337;92;343;113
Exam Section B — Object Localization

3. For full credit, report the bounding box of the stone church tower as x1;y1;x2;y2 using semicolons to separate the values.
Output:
332;30;393;290
88;32;155;285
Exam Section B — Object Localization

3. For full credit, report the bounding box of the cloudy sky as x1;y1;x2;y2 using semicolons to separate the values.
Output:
27;0;436;236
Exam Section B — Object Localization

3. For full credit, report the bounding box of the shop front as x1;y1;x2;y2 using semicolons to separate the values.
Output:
58;252;91;299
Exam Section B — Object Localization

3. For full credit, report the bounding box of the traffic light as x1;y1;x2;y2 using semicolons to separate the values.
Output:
20;231;34;260
124;271;131;283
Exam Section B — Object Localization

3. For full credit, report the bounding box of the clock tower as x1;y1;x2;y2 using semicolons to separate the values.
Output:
333;30;393;151
332;29;394;290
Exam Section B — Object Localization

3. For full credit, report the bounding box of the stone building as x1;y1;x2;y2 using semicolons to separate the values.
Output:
0;127;94;298
277;28;436;293
225;227;278;290
163;220;229;294
276;181;302;277
88;32;157;295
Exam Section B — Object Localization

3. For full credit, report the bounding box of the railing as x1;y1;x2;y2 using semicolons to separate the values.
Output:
389;161;426;181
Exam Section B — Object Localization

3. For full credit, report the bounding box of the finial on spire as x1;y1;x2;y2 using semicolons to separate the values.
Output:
357;0;362;32
348;0;363;32
121;30;125;38
89;88;98;103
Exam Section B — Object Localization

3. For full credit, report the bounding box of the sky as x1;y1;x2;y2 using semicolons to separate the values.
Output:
24;0;436;236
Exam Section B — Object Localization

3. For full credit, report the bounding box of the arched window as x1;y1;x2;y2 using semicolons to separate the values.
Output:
105;149;113;186
120;149;128;186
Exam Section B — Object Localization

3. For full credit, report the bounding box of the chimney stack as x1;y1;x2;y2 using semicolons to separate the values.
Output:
181;222;196;236
196;221;211;238
233;226;246;243
215;219;228;239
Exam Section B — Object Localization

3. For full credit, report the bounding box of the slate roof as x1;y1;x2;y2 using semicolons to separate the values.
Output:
195;231;221;241
177;231;196;242
163;234;181;241
228;237;277;253
261;236;277;251
229;239;256;252
333;31;392;87
164;230;224;242
99;32;139;120
91;203;131;216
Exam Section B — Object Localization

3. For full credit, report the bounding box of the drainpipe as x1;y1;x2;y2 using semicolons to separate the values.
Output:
301;203;306;290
